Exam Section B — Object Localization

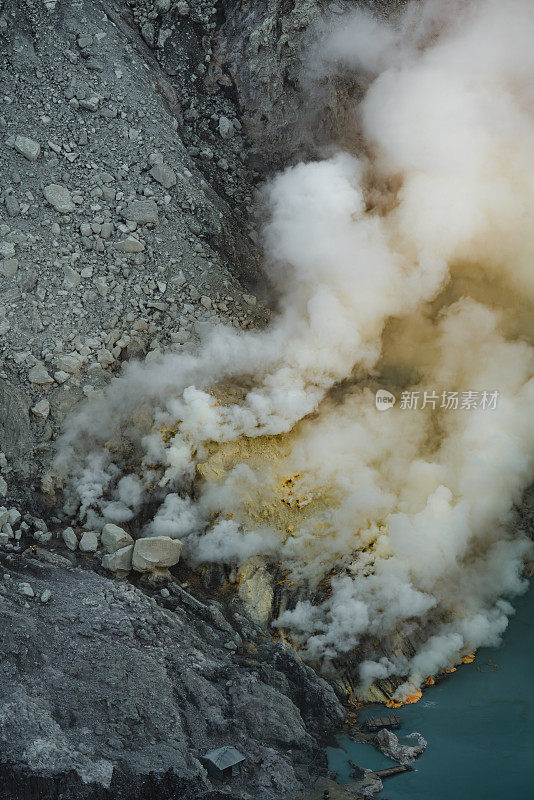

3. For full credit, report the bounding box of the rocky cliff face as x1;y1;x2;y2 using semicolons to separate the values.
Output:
0;1;352;796
0;544;344;798
2;2;532;798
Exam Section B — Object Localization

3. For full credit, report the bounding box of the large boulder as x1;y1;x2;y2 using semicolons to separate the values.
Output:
237;558;274;626
132;536;182;572
78;531;100;554
102;544;133;575
101;524;134;554
61;527;78;551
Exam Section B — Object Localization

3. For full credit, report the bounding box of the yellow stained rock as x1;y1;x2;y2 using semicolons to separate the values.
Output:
461;651;476;664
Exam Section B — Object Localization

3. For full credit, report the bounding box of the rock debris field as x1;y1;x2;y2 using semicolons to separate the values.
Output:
0;1;359;799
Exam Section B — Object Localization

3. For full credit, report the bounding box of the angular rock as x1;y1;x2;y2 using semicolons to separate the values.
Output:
0;258;18;277
62;527;78;550
79;96;100;112
218;116;234;139
132;536;182;572
237;558;274;626
123;199;158;224
114;236;145;253
149;162;176;189
0;243;16;259
31;399;50;419
57;354;83;374
28;364;53;385
77;33;93;48
17;268;37;292
101;523;134;554
79;530;100;553
18;582;34;597
0;378;32;471
44;184;75;213
8;508;21;526
4;196;19;217
14;135;40;161
63;266;81;289
102;544;133;574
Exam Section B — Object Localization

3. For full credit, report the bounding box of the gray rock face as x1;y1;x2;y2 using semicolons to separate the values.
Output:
0;550;344;798
0;379;32;474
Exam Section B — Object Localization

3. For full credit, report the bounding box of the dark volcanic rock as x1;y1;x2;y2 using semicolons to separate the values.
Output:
0;549;344;799
0;764;231;800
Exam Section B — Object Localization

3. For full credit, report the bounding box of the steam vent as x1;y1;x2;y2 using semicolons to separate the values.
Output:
0;1;532;799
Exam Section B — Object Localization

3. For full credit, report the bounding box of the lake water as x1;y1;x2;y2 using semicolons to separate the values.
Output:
327;587;534;799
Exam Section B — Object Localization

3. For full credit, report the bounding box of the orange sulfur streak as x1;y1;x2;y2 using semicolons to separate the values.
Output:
386;688;423;708
461;651;476;664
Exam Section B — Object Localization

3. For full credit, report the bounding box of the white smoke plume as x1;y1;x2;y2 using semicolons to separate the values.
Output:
55;0;534;699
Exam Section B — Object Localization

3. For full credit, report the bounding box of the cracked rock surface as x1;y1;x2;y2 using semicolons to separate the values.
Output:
0;546;344;798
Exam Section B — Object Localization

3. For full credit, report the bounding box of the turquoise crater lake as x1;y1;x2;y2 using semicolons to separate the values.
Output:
327;587;534;799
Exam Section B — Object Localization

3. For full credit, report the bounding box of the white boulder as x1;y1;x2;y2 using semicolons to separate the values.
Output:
79;530;100;553
102;544;133;574
132;536;182;572
62;527;78;551
101;523;134;554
